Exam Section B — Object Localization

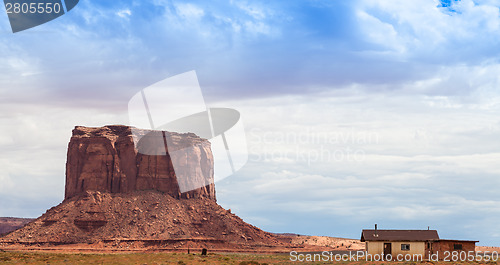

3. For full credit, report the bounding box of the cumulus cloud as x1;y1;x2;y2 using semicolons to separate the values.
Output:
214;86;500;244
116;9;132;19
175;3;204;20
356;0;500;62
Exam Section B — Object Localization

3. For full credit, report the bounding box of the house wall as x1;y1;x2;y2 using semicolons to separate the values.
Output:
391;241;425;258
366;241;384;255
433;241;476;260
366;241;426;258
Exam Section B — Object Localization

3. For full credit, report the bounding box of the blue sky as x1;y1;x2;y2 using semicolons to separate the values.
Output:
1;0;500;245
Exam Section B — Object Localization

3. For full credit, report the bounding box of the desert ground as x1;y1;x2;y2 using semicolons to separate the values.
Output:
1;236;499;264
1;249;500;264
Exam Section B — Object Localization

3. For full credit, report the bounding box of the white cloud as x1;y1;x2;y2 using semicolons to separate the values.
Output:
232;1;268;20
174;3;205;21
0;102;128;209
356;10;405;53
356;0;500;60
243;21;271;35
213;77;500;243
116;9;132;19
0;170;14;193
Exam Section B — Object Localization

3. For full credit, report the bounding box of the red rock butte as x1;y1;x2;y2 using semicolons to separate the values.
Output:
65;125;216;201
0;125;323;251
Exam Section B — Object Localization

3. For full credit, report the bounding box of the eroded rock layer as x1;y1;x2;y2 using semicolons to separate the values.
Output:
65;125;215;201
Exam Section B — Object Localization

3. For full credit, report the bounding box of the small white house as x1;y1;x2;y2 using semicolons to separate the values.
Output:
361;225;478;260
361;225;439;259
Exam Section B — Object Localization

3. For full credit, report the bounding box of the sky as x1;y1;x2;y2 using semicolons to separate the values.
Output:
1;0;500;246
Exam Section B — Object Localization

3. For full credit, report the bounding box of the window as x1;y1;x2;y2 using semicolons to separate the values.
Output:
454;244;463;250
401;244;410;251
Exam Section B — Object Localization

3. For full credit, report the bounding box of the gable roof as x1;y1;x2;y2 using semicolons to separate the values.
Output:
361;229;439;242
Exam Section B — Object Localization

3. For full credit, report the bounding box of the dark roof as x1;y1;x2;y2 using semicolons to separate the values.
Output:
361;229;440;242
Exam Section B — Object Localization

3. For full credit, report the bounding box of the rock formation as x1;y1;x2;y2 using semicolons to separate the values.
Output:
0;218;33;235
65;125;215;201
0;125;291;251
0;191;281;248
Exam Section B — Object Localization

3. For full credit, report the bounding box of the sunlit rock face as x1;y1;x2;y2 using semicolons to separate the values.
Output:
65;125;215;201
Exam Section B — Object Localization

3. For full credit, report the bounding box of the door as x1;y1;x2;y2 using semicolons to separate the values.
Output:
384;243;392;259
425;242;432;259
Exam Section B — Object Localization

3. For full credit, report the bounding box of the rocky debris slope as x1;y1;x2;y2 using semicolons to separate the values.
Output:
0;218;34;235
65;125;215;201
0;191;281;249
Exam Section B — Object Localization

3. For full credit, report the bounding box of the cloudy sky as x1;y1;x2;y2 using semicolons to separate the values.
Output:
1;0;500;246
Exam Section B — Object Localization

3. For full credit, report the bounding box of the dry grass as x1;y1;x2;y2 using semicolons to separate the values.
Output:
0;251;277;265
1;251;499;265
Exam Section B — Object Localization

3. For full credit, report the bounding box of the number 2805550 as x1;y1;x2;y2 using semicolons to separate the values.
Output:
5;2;62;14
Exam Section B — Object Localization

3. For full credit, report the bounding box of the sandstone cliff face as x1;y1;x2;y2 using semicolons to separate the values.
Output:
65;125;215;201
